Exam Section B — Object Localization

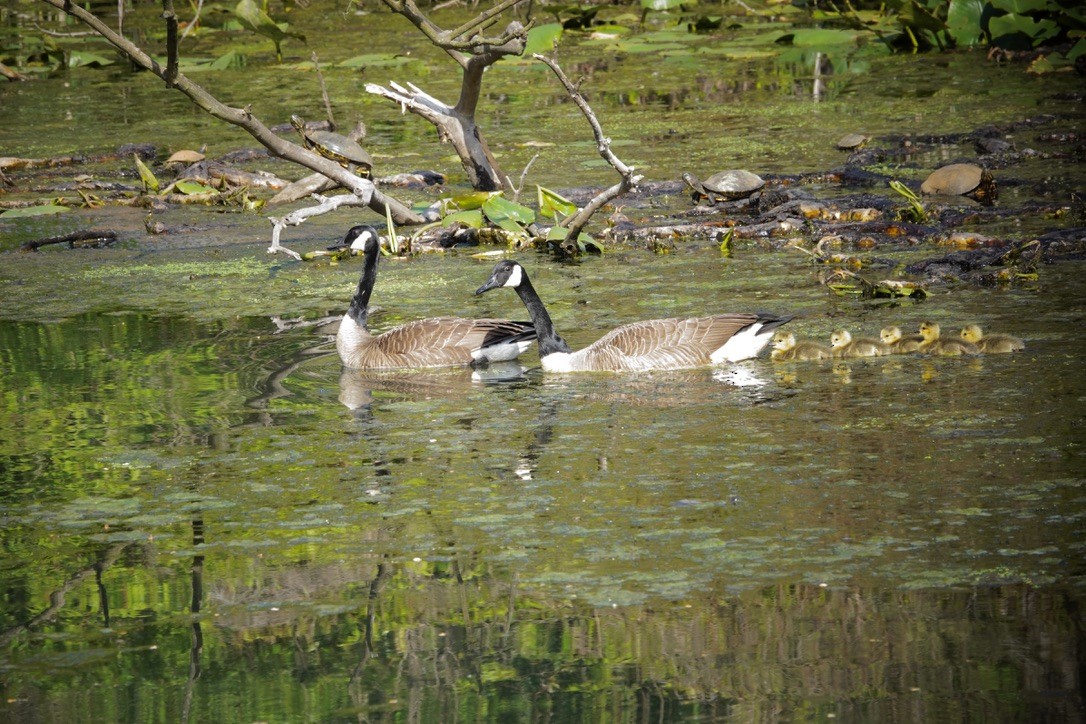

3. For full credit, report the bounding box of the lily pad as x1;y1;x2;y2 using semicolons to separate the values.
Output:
1;204;70;218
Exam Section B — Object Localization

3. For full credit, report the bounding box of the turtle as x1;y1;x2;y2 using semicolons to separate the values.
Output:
681;169;764;204
920;163;996;204
290;114;373;178
835;133;869;151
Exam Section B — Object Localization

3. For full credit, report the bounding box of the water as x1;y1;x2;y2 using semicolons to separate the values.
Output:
1;247;1083;720
2;3;1086;721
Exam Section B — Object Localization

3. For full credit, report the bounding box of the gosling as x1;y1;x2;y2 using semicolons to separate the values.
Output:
880;325;924;354
917;321;979;356
771;331;832;361
960;324;1024;353
829;329;891;358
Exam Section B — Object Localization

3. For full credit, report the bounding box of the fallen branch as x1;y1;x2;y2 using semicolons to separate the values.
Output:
21;230;118;251
533;53;642;245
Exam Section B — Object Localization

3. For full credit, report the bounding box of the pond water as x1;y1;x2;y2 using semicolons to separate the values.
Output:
2;2;1085;722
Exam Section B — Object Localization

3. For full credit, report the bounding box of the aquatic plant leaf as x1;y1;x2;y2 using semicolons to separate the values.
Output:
1068;38;1086;62
989;14;1060;48
174;180;216;195
447;191;500;211
0;204;69;218
482;195;535;225
133;154;160;193
786;28;865;47
339;53;422;69
208;49;246;70
67;50;115;68
442;209;484;228
947;0;986;46
545;225;569;241
491;216;527;235
524;23;563;55
537;186;577;219
990;0;1048;12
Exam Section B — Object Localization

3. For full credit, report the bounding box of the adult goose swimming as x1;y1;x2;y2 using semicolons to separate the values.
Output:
475;260;792;372
333;226;536;369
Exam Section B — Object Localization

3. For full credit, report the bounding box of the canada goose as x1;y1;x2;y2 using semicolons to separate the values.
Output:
917;321;979;356
829;329;891;358
474;260;792;372
770;331;832;361
334;226;536;369
880;325;924;353
960;324;1024;353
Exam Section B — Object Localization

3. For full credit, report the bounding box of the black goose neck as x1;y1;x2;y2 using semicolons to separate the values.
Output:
347;243;379;327
515;274;571;356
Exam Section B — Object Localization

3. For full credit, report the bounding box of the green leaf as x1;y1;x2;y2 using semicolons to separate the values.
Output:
537;186;577;219
0;204;69;218
133;154;160;193
339;53;421;69
947;0;986;47
447;191;501;211
524;23;563;55
1067;38;1086;62
68;50;115;68
208;50;246;70
545;225;569;241
482;195;535;225
788;28;866;47
442;209;485;228
491;217;528;234
174;180;216;195
990;14;1060;47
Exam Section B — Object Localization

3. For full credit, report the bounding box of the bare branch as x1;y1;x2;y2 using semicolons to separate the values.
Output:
161;0;179;86
533;53;642;243
38;0;430;252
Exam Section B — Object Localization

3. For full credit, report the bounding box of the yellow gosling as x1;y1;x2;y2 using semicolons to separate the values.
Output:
880;325;924;354
960;324;1025;353
771;331;832;361
917;321;979;356
829;329;891;358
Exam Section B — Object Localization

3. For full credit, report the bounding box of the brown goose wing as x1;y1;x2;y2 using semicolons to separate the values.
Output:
582;314;759;371
372;317;532;367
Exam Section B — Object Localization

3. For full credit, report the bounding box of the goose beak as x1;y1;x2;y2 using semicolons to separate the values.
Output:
475;275;501;295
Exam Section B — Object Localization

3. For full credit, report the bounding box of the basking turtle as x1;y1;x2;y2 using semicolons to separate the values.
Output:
835;133;869;151
681;169;764;204
920;163;996;204
290;114;372;178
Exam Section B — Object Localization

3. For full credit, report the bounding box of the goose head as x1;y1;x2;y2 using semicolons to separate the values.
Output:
829;329;853;348
329;224;380;254
475;260;524;295
880;326;903;344
960;324;984;343
771;331;796;351
918;321;940;342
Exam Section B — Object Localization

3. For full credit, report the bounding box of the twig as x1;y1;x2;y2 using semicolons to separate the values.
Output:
180;0;204;41
313;53;335;129
532;53;642;243
268;193;370;259
512;153;539;202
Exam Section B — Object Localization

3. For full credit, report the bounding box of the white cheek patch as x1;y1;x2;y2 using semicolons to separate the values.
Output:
504;264;523;288
350;229;375;251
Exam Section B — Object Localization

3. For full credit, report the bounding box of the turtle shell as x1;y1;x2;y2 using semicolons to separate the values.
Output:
920;163;996;203
836;133;869;150
683;169;764;202
291;115;373;175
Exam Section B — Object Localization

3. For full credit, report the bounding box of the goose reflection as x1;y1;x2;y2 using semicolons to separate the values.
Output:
338;362;530;414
